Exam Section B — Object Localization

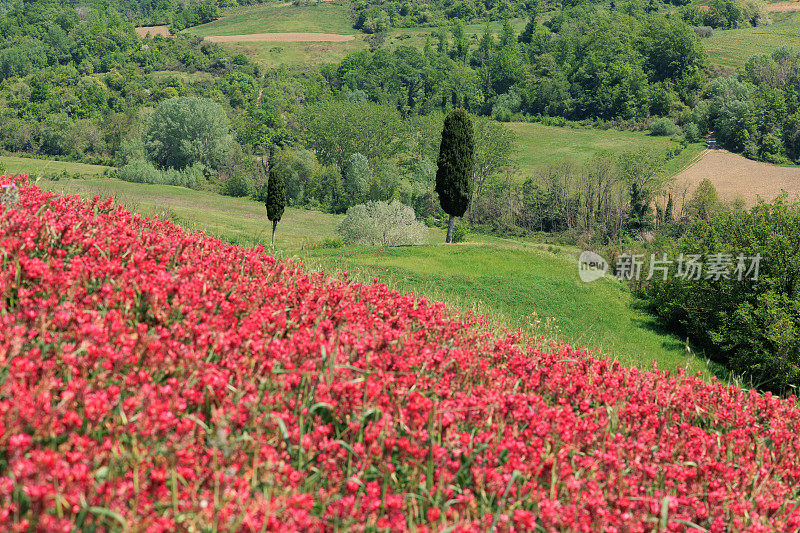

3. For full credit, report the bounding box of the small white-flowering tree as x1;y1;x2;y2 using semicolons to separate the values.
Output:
337;200;427;246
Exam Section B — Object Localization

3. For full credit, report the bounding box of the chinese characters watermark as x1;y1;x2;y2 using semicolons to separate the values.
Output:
579;251;761;282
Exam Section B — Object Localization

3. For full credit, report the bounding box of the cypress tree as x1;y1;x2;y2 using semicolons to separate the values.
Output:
665;193;674;223
266;166;286;250
436;109;474;243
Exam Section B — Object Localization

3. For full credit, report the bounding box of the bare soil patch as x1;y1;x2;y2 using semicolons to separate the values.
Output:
135;25;172;38
672;147;800;207
766;1;800;11
205;32;355;42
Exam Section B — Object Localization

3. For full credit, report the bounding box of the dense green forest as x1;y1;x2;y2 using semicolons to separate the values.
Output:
2;0;795;172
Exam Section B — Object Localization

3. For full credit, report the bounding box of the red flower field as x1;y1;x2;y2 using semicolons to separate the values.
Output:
2;175;800;531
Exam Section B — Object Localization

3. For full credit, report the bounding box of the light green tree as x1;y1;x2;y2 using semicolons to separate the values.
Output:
144;97;231;170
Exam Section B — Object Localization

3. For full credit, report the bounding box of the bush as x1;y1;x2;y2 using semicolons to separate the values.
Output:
163;163;204;189
320;237;343;248
684;122;702;143
118;159;203;188
117;159;164;184
648;118;681;137
337;200;427;246
642;198;800;393
222;171;252;197
691;25;713;38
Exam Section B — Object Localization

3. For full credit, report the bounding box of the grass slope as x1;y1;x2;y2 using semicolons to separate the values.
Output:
39;178;344;249
304;240;713;374
219;39;367;69
185;3;356;37
703;13;800;68
2;155;110;178
38;177;712;375
508;122;704;178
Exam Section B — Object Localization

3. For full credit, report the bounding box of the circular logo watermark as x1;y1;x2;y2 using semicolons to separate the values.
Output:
578;251;608;283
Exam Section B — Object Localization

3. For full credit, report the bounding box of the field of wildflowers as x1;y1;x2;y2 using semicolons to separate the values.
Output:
2;175;800;531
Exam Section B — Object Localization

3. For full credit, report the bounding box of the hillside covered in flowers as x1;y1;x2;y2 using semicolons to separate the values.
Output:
2;175;800;531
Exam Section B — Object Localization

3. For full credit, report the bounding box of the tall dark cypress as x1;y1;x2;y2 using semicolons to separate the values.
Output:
436;109;474;243
266;166;286;250
665;193;674;223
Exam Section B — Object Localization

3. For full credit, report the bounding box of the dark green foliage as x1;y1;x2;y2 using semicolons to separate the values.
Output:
435;109;474;243
171;0;220;32
0;0;265;165
627;182;652;233
336;11;706;122
665;194;674;223
266;167;286;223
649;118;681;137
223;172;252;197
436;109;474;219
642;199;800;393
301;101;404;167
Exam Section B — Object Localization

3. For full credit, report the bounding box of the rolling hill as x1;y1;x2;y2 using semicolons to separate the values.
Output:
3;175;800;530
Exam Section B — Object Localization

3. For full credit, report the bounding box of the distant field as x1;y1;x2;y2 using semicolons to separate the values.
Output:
703;13;800;68
672;147;800;208
2;155;110;178
185;2;358;68
135;25;171;38
219;39;367;68
149;70;215;83
37;177;716;376
204;32;355;42
185;3;356;37
508;122;703;179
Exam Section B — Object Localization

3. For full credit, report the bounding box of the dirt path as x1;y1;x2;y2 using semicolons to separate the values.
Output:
672;147;800;207
205;32;355;42
135;26;171;37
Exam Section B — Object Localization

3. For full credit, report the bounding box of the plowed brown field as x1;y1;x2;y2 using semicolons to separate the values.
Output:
672;147;800;206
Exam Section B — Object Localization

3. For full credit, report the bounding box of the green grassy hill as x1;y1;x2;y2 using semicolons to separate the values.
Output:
2;155;110;178
217;40;367;69
703;13;800;68
184;2;362;69
38;177;716;376
185;2;356;37
508;122;705;178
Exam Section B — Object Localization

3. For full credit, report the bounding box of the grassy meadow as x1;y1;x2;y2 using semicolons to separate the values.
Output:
1;155;110;178
185;2;357;37
218;39;367;69
508;122;705;178
37;177;717;377
703;13;800;68
184;2;360;69
38;177;345;249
